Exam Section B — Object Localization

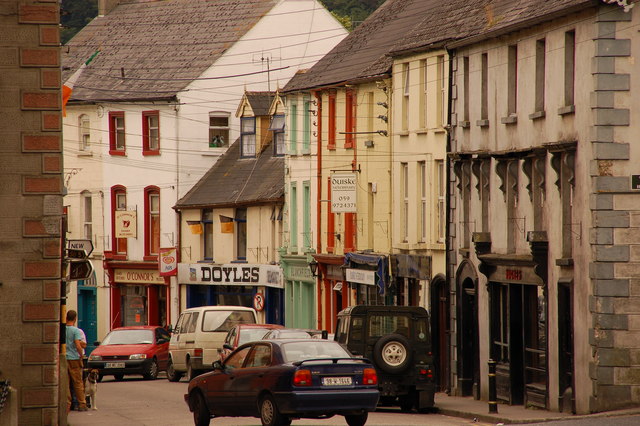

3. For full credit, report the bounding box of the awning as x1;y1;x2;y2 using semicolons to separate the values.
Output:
344;252;388;295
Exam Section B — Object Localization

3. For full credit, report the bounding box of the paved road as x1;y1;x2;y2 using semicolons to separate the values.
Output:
67;374;490;426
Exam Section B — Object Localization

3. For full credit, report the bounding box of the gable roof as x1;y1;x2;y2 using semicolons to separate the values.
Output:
62;0;279;103
283;0;439;92
174;138;284;209
390;0;596;56
237;91;277;117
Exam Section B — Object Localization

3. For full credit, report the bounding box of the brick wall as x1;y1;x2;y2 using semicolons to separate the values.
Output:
0;1;63;424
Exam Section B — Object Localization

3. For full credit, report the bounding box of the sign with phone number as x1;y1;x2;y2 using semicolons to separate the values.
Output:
331;173;357;213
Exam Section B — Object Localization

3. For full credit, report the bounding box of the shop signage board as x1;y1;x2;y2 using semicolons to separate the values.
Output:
330;172;357;213
114;269;166;284
115;210;137;238
178;263;283;288
345;268;375;286
67;239;94;256
288;265;313;281
159;247;178;276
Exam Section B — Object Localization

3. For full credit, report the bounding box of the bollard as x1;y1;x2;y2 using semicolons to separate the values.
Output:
488;359;498;413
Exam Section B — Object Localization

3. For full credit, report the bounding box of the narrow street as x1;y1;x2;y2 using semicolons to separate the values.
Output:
67;375;489;426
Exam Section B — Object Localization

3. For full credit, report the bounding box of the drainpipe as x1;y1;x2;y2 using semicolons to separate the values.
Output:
314;90;323;329
445;47;454;394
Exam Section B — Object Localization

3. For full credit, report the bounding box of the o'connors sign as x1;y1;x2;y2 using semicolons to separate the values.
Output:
178;263;283;288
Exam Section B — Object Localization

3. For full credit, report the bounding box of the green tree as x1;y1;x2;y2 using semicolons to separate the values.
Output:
61;0;98;44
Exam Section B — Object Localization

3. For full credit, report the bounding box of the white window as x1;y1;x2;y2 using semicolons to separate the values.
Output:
241;117;256;157
401;162;409;242
209;112;230;148
79;115;90;151
269;114;285;156
403;64;410;130
421;59;428;128
437;55;446;127
420;161;427;242
437;160;445;242
82;191;92;241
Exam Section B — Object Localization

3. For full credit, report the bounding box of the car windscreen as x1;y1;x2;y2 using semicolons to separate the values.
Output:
282;341;350;362
102;329;154;345
202;310;255;332
237;328;272;345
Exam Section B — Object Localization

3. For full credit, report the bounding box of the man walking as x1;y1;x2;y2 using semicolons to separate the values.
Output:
66;309;88;412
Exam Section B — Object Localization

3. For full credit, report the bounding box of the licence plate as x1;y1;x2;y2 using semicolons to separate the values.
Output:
105;362;125;369
322;376;352;386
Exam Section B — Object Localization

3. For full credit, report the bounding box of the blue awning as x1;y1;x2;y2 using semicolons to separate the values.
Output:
343;252;388;295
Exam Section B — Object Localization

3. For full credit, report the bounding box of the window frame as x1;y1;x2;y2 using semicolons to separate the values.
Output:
203;209;213;261
209;111;230;148
419;161;427;242
327;92;336;150
270;114;285;156
144;186;160;259
240;117;256;158
82;190;92;242
111;185;127;258
235;208;247;261
401;162;409;242
108;111;126;155
436;160;445;242
142;110;160;155
79;114;90;151
302;97;311;154
402;63;410;130
289;102;297;154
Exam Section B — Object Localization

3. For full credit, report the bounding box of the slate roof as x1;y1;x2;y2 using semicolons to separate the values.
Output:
390;0;597;55
245;91;276;116
62;0;278;102
174;139;284;209
283;0;440;92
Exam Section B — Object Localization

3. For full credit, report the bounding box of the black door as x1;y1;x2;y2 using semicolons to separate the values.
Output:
430;276;450;392
558;280;574;412
458;278;479;398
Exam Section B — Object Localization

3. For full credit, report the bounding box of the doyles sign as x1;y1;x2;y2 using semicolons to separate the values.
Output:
331;172;357;213
179;263;283;288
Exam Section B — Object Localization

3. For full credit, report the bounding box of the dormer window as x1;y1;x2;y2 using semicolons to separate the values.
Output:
269;114;285;156
240;117;256;157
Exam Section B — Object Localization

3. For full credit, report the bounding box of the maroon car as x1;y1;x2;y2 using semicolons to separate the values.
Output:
87;326;171;381
219;324;284;362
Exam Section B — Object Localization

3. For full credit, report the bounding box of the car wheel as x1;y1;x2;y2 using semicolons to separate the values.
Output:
345;412;368;426
143;358;158;380
259;394;288;426
166;357;183;382
113;373;124;381
372;334;412;374
190;391;210;426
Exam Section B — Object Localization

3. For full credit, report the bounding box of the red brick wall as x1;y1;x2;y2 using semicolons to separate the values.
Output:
0;1;63;422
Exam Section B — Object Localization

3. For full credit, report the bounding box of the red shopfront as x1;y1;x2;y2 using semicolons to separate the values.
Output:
105;263;169;329
313;254;347;332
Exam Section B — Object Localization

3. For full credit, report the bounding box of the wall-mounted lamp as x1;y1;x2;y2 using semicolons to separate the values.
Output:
309;259;319;278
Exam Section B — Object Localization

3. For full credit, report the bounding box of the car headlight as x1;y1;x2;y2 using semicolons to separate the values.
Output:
89;355;102;361
129;354;148;360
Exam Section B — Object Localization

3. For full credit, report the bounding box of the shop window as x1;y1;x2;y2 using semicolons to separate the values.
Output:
142;110;160;154
111;185;127;256
109;111;125;155
145;187;160;258
209;112;230;148
489;283;509;362
79;114;90;151
122;285;147;326
240;117;256;157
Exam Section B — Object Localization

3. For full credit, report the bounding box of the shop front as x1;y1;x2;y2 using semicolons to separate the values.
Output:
106;264;169;328
279;252;316;329
390;254;432;307
343;252;390;306
313;254;346;332
177;263;284;325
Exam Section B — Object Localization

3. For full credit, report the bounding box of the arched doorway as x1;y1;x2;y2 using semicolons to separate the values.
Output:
430;274;450;392
457;261;480;399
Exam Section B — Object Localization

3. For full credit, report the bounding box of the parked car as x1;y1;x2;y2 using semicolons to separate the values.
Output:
167;306;257;382
219;323;284;361
262;328;320;340
87;326;171;381
185;339;379;426
335;305;436;413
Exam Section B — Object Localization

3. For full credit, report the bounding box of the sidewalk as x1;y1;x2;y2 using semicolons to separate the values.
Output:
434;393;640;424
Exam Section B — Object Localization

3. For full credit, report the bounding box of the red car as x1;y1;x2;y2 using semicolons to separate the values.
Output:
219;324;284;362
87;326;171;381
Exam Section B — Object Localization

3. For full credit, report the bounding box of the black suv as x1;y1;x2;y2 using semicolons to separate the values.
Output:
335;305;435;412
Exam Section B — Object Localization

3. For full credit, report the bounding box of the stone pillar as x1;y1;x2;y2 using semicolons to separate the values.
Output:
0;1;63;424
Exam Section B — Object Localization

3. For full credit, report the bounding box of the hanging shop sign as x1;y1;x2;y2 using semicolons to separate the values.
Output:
115;210;137;238
159;247;178;276
345;268;376;286
331;172;357;213
114;268;166;285
178;263;283;288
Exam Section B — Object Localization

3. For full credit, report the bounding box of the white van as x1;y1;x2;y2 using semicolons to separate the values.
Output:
167;305;257;381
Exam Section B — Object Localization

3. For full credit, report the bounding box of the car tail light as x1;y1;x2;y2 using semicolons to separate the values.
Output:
293;369;312;386
363;368;377;385
419;368;433;379
194;348;203;357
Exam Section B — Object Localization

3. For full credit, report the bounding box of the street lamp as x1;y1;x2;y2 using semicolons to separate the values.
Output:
309;259;319;278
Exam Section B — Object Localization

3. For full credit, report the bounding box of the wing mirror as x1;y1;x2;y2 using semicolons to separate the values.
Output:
223;343;233;351
212;360;224;371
